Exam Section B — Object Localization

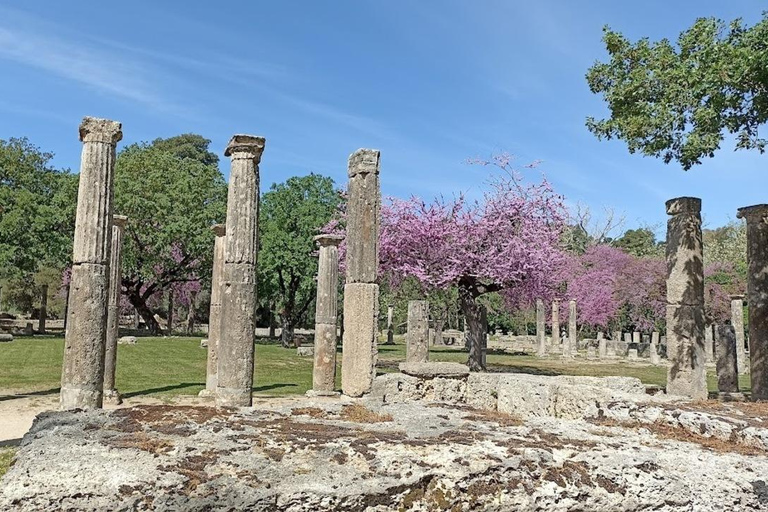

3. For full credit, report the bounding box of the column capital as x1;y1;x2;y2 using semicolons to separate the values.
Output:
112;215;128;229
211;223;226;237
348;148;380;177
730;294;745;301
737;204;768;222
225;135;265;161
314;233;344;247
665;197;701;215
79;117;122;144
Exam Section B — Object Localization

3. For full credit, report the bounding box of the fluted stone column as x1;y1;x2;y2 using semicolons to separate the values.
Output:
730;295;747;374
566;299;577;358
341;149;381;397
386;305;394;345
312;234;343;393
551;300;560;347
37;284;48;334
103;215;127;404
406;300;429;363
536;299;546;357
200;224;226;398
704;324;715;364
715;324;739;396
665;197;706;400
60;117;122;410
738;204;768;400
650;332;661;365
216;135;265;407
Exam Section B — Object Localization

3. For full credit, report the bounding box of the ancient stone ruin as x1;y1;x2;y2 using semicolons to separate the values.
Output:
103;214;128;405
199;224;226;398
311;233;343;394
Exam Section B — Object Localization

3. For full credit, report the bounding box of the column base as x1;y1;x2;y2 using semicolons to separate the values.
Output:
198;389;215;398
305;389;341;398
215;387;252;407
103;389;123;405
60;386;102;410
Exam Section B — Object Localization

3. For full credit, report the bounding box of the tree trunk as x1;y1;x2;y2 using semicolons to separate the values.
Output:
186;291;197;335
125;288;161;335
268;311;276;339
281;315;295;348
459;286;487;371
167;290;174;335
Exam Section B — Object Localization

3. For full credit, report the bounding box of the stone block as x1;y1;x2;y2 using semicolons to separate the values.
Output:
0;333;12;342
297;346;314;357
341;283;379;397
466;373;500;411
398;362;469;378
118;336;137;345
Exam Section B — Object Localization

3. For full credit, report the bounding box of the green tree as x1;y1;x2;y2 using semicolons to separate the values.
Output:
612;228;662;258
587;15;768;169
258;174;342;347
0;138;77;281
703;221;748;278
114;136;227;333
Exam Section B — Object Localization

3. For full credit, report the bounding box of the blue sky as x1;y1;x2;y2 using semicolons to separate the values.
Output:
0;1;764;237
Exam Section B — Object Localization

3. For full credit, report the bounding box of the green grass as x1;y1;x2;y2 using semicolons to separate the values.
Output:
0;335;751;399
0;448;14;479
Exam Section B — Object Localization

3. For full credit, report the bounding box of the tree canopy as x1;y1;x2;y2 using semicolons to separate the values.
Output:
586;14;768;169
258;174;342;346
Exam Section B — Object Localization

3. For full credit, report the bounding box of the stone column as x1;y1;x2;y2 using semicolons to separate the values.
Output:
737;204;768;400
312;234;343;393
60;117;122;410
650;332;661;365
536;299;546;357
386;305;394;345
215;135;265;407
38;284;48;334
103;215;127;404
704;324;715;363
715;324;739;395
341;149;381;397
632;332;640;345
730;295;747;374
567;299;577;357
597;332;607;359
200;224;226;398
406;300;429;363
551;300;560;346
665;197;706;400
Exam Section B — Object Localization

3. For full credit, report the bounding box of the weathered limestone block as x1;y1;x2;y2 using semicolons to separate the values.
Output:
715;324;739;395
0;333;13;342
312;234;342;393
665;197;706;400
627;348;639;360
216;135;264;408
118;336;137;345
200;224;226;398
398;362;469;378
704;324;715;363
406;300;429;363
466;373;501;411
341;283;379;397
297;346;314;357
535;299;546;356
598;335;607;359
650;332;661;365
60;117;122;411
344;149;380;284
731;295;747;375
738;205;768;399
103;215;127;405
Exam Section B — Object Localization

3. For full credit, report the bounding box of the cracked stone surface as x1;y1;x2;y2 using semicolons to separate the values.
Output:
2;394;768;511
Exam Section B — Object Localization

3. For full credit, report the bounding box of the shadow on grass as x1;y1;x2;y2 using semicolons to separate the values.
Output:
253;383;298;393
122;382;205;398
0;387;60;402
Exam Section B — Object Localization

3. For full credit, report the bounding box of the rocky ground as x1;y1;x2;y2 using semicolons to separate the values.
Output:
2;389;768;511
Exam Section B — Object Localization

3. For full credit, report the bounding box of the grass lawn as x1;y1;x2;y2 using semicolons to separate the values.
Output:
0;335;751;398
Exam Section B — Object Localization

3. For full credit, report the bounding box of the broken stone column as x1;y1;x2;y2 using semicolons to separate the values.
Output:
567;299;577;357
536;299;546;357
665;197;707;400
730;295;747;375
650;332;661;365
715;324;739;395
37;284;48;334
199;224;226;398
312;234;343;393
386;304;394;345
60;117;122;410
103;215;127;405
551;300;560;346
598;332;607;359
737;204;768;400
406;300;429;363
216;135;265;407
704;324;715;364
341;149;380;397
628;348;639;360
632;332;640;345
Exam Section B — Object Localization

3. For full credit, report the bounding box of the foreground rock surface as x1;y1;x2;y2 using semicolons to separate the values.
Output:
3;394;768;511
